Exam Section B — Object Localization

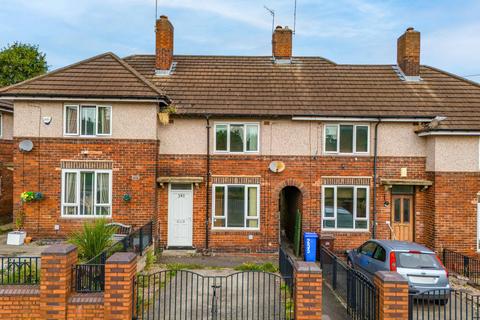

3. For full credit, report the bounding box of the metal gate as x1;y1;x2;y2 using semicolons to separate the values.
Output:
134;270;294;320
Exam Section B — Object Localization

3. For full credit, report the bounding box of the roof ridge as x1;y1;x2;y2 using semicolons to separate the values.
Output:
423;65;480;88
0;52;114;94
108;53;166;98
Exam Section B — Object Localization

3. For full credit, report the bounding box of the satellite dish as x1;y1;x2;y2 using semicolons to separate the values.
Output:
19;140;34;152
269;161;285;173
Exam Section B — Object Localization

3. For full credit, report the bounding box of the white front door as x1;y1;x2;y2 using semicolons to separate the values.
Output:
168;184;193;247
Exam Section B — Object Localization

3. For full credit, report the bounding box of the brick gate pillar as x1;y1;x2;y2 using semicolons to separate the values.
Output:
40;244;78;320
104;252;137;320
374;271;409;320
294;261;322;320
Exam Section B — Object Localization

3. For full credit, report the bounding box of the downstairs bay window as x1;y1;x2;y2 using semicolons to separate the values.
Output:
61;170;112;217
212;185;260;230
322;185;369;231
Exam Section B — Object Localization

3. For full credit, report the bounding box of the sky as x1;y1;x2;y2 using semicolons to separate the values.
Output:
1;0;479;81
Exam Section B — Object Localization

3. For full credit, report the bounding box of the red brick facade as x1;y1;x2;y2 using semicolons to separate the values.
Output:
12;135;480;255
13;138;157;238
157;154;431;253
0;140;13;223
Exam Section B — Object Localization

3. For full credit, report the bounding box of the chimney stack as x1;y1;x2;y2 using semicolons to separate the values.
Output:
272;26;292;61
155;15;174;74
397;27;420;78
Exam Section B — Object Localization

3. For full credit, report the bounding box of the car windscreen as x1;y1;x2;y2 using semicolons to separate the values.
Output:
397;252;441;269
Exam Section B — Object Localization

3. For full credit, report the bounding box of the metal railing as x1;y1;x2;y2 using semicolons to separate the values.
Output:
443;249;480;285
135;270;294;320
409;289;480;319
74;221;153;293
319;245;379;320
0;256;40;285
73;264;104;293
279;247;295;289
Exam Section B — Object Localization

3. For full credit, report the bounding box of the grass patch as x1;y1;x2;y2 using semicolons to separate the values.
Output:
234;262;279;273
165;263;205;271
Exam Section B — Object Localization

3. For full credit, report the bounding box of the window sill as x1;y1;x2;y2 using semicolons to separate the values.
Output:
323;153;370;157
60;216;112;220
321;228;370;233
211;229;261;234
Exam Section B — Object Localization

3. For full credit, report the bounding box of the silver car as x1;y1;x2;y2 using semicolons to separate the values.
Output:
347;240;450;296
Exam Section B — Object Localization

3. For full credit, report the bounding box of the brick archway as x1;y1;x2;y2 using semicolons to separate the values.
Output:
273;179;307;198
276;179;306;246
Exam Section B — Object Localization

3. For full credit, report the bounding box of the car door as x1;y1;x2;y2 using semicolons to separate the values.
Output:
369;245;387;275
355;242;378;278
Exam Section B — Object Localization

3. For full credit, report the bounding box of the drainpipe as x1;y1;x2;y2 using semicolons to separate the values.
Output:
205;116;211;250
372;120;381;239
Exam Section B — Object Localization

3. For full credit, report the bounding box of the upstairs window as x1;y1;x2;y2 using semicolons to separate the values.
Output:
324;124;369;154
215;123;259;153
64;105;111;136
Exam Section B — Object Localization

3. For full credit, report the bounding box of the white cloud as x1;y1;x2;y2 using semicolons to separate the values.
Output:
423;23;480;75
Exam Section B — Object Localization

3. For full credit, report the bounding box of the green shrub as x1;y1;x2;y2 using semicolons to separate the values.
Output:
0;261;39;284
144;251;156;271
68;218;117;262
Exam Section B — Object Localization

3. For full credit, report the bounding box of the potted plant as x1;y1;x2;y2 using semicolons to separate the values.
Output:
7;210;27;246
157;105;177;125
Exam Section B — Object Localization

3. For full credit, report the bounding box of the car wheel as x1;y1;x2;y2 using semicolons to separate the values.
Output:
438;298;449;306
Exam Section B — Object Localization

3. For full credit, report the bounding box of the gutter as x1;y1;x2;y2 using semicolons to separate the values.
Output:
0;95;169;104
292;116;434;122
417;131;480;137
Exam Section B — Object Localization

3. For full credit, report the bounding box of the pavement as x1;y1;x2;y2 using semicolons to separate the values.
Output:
0;223;53;257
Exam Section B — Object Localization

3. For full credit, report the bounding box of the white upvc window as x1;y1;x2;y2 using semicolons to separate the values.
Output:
61;169;112;218
64;105;112;136
214;123;259;153
324;124;369;154
322;185;369;231
212;184;260;230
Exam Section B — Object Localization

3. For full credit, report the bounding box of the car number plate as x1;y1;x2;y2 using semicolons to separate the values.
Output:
409;276;437;284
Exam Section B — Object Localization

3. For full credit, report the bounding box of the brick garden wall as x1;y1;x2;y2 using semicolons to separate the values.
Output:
13;137;158;238
0;286;40;319
0;140;13;223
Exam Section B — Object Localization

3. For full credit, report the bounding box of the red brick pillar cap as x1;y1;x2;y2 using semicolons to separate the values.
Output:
374;271;408;283
294;261;322;274
106;252;137;264
41;244;77;256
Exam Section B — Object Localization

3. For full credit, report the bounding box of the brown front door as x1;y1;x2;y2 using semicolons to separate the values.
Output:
391;195;414;241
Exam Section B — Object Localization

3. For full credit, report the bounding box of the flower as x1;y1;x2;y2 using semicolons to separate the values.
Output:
20;191;35;203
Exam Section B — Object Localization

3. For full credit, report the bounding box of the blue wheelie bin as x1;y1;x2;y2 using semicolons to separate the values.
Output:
303;232;318;262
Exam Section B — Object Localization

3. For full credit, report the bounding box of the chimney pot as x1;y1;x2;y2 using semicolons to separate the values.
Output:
397;27;421;77
272;26;293;60
155;15;174;73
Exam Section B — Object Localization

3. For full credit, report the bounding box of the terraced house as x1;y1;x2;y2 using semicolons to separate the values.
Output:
1;16;480;255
